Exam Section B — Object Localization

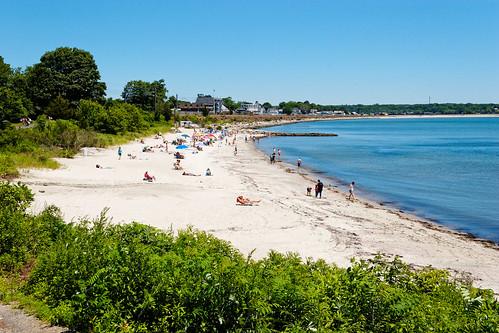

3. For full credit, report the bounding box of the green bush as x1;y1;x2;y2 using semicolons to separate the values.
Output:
92;102;151;134
0;183;497;332
0;183;64;271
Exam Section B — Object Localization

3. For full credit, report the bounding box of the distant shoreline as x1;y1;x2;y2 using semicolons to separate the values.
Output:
232;113;499;131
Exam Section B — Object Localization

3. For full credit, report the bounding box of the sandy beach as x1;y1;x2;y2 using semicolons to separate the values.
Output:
19;128;499;294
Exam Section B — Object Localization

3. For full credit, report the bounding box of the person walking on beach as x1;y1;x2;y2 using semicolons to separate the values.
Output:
297;158;302;168
118;146;123;160
234;146;238;156
348;181;356;201
277;149;281;161
315;179;324;198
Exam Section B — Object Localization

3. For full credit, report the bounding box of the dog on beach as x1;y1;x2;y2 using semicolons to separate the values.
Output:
306;187;312;196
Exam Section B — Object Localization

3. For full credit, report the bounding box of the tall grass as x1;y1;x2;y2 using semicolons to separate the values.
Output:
0;120;172;179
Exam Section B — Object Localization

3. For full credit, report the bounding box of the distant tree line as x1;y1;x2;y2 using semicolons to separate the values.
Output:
275;101;499;115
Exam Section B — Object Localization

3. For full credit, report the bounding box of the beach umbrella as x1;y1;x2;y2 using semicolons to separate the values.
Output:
181;134;190;138
176;144;189;149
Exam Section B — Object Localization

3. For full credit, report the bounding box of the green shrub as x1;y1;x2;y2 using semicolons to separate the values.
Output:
0;183;497;332
0;183;64;271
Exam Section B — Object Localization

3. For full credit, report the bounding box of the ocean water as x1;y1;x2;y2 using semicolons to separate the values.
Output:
258;117;499;242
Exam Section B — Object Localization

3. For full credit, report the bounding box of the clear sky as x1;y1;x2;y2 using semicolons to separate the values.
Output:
1;0;498;104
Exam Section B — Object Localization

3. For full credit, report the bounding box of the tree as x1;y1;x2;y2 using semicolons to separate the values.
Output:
45;96;74;120
26;47;106;113
222;97;240;114
262;102;272;111
0;56;30;127
75;99;106;129
121;79;167;119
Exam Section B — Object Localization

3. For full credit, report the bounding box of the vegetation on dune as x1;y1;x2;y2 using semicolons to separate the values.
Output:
0;183;498;332
0;47;174;179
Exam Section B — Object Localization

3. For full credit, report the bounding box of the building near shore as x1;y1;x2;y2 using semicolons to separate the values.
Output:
236;101;265;115
178;94;226;114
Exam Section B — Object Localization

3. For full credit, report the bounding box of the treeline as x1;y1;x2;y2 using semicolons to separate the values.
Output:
0;47;175;178
1;182;498;332
333;103;499;115
1;47;175;128
274;101;499;115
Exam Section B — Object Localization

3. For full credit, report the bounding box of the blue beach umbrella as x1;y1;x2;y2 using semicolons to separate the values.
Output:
176;144;189;149
181;134;190;138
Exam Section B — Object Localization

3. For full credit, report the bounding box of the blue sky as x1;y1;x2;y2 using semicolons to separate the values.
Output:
1;0;498;104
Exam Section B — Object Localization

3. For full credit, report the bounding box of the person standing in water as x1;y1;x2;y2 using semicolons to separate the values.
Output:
297;158;302;168
348;181;356;201
118;146;123;160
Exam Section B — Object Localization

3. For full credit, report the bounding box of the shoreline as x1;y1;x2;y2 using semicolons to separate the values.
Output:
18;127;499;295
252;139;499;250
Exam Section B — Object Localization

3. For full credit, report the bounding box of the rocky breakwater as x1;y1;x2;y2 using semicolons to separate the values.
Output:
261;132;338;137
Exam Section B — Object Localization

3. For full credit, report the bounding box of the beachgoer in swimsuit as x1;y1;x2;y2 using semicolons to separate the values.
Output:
182;171;200;176
236;196;260;206
143;171;156;182
348;181;356;201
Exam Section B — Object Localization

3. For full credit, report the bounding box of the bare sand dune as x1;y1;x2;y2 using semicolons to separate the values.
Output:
20;129;499;294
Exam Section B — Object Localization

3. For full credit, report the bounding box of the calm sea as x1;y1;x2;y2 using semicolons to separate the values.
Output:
258;117;499;242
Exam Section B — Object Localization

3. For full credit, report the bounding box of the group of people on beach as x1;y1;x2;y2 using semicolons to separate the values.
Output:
116;130;356;207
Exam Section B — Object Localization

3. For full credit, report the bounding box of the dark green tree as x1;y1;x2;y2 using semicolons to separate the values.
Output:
121;79;167;119
222;97;240;114
0;57;30;127
44;96;74;120
26;47;106;113
262;102;272;111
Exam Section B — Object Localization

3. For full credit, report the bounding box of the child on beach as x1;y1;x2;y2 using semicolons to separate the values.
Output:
348;181;356;201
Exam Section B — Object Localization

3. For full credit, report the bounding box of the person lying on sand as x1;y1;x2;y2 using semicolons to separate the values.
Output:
143;171;156;182
127;153;137;159
182;171;200;176
236;196;261;206
174;152;184;159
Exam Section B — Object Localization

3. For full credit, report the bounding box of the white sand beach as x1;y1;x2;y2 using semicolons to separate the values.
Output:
20;128;499;294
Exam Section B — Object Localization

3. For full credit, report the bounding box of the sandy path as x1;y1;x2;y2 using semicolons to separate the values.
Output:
20;130;499;294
